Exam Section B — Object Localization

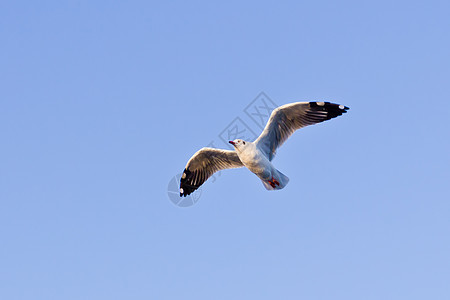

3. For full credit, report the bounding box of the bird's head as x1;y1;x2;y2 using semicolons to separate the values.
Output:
229;139;248;151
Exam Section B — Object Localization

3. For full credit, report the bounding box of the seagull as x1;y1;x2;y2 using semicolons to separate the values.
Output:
179;101;349;197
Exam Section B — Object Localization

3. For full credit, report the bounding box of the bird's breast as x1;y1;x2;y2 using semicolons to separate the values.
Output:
239;149;269;174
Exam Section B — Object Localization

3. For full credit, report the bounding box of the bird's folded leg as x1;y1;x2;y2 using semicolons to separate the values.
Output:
268;177;280;188
272;178;280;186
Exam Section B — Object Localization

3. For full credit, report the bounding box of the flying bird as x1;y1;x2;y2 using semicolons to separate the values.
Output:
179;101;349;197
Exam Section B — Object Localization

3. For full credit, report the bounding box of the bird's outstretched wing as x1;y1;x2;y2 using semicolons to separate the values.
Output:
180;147;244;197
255;101;349;161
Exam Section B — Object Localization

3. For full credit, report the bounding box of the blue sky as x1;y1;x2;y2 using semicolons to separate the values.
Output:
1;1;450;299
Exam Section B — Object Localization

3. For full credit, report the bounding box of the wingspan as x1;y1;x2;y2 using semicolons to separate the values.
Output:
255;101;349;160
180;147;244;197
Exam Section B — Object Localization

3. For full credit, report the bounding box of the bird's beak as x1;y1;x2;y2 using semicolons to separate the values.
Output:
229;141;236;146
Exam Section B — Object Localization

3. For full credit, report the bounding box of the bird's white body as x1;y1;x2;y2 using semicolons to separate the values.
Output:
232;140;289;190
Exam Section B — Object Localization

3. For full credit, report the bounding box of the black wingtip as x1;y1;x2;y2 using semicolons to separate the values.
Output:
310;101;349;109
309;101;349;120
179;168;199;197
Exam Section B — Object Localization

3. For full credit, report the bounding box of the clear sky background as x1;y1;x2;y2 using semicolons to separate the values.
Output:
1;1;450;299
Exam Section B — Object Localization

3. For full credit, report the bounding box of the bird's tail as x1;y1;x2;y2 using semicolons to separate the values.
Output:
261;170;290;191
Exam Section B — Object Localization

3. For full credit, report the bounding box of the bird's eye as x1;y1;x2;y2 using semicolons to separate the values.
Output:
243;141;245;145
